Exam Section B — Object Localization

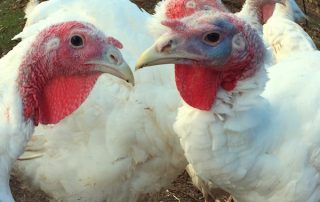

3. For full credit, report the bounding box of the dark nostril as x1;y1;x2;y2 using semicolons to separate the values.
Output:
160;40;174;53
110;54;119;64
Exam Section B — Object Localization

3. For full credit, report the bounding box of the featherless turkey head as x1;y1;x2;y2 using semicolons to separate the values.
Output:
162;0;229;19
136;11;265;110
18;21;134;125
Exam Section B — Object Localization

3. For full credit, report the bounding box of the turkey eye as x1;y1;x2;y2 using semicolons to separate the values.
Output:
70;35;84;48
203;32;221;46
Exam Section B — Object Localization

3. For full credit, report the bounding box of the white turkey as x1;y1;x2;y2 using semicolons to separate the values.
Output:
136;3;320;202
0;21;133;202
235;0;316;62
14;0;188;201
148;0;286;201
263;0;317;62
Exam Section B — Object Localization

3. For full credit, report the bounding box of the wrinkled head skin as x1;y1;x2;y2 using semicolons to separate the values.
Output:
18;21;134;125
137;11;266;110
164;0;229;19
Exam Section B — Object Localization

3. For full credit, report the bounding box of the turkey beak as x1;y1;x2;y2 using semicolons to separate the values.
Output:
136;45;172;70
87;50;135;85
96;61;134;85
136;35;195;70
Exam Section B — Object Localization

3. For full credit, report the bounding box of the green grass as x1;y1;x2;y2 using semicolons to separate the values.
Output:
0;0;26;56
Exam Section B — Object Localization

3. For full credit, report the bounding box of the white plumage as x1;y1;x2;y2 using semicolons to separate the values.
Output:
136;1;320;201
263;0;317;62
174;52;320;202
1;17;133;201
15;0;187;201
0;37;35;202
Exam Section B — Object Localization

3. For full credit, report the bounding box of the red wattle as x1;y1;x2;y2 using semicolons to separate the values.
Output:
38;73;100;124
175;64;223;111
222;81;237;91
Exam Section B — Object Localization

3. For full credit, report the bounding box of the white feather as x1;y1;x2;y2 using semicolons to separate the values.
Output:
175;48;320;201
263;0;316;63
24;0;39;18
0;33;37;201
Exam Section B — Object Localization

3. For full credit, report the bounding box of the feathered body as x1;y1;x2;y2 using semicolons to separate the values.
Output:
1;20;132;201
15;0;186;201
0;37;36;201
175;51;320;202
137;4;320;201
263;0;317;62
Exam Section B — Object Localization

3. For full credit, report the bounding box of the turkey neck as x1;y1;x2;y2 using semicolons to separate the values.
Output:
174;62;274;196
17;45;52;125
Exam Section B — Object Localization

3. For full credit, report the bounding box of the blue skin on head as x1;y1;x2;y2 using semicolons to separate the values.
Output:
175;15;240;67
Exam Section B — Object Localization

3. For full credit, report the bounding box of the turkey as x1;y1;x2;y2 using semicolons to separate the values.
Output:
235;0;316;62
236;0;285;33
136;4;320;202
150;0;285;200
150;1;238;201
14;0;187;201
0;21;133;202
263;0;317;62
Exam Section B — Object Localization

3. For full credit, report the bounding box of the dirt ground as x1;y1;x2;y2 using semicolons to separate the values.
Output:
2;0;320;201
10;169;212;202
